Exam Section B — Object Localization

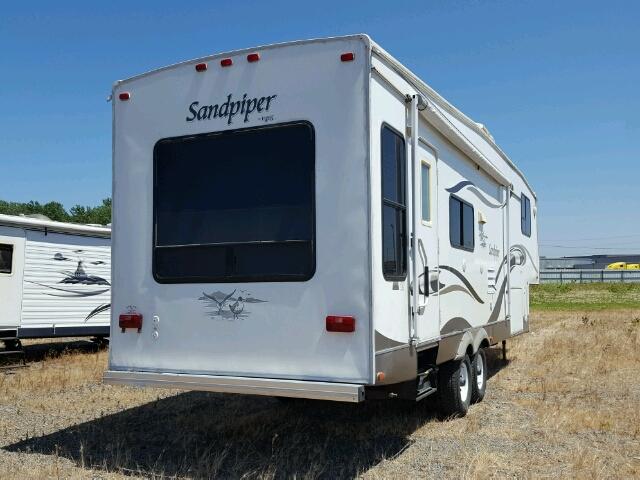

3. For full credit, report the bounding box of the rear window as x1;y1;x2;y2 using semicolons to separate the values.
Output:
153;121;315;283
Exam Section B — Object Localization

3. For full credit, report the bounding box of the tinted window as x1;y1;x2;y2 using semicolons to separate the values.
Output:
153;122;315;283
450;195;474;251
381;127;405;205
381;125;406;280
521;194;532;237
462;202;474;249
0;244;13;274
421;163;431;222
449;196;461;247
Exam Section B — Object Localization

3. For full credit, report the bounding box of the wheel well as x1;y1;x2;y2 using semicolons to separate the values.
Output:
465;344;474;358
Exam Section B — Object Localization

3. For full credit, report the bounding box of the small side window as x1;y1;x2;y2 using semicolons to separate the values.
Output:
521;194;532;237
0;244;13;274
421;162;431;223
450;195;474;251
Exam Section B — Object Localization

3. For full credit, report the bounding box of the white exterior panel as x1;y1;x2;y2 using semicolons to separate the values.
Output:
110;36;373;383
21;230;111;327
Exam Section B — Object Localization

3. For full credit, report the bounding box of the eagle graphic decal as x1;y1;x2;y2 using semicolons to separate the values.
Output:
199;290;267;320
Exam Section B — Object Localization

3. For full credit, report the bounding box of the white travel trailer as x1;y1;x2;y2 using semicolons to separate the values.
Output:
105;35;538;416
0;214;111;352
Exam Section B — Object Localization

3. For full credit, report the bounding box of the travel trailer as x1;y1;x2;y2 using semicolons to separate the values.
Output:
0;214;111;353
105;35;539;416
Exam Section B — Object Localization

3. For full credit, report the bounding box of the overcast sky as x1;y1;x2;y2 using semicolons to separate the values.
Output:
1;0;638;256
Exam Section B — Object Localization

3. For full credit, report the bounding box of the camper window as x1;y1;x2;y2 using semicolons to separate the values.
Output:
381;124;407;280
153;121;315;283
421;162;431;223
521;194;531;237
450;195;474;251
0;243;13;274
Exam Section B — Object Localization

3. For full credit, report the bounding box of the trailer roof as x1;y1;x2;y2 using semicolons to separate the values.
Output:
0;213;111;238
113;34;535;199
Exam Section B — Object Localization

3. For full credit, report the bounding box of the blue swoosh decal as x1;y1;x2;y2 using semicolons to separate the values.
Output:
446;180;474;194
438;265;485;304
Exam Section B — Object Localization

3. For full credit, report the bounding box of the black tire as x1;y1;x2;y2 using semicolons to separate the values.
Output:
437;355;472;417
2;339;20;351
91;337;109;348
471;348;487;404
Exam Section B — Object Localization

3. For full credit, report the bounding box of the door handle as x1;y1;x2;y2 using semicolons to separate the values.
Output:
424;265;429;297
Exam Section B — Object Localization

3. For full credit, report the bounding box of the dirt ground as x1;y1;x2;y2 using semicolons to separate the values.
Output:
1;308;639;479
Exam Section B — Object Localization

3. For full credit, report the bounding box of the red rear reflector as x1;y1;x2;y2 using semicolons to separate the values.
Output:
326;315;355;333
220;58;233;67
118;92;130;101
195;62;207;72
340;52;355;62
247;53;260;62
119;313;143;332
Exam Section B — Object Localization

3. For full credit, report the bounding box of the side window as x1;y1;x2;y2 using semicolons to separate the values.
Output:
0;244;13;274
421;162;431;223
521;194;532;237
450;195;474;251
381;125;406;280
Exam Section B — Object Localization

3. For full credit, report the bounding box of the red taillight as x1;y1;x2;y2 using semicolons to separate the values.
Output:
340;52;355;62
119;313;143;333
195;62;207;72
118;92;130;101
326;315;355;333
220;58;233;67
247;53;260;62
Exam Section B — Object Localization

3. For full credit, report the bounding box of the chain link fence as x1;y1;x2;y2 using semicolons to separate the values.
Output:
540;269;640;284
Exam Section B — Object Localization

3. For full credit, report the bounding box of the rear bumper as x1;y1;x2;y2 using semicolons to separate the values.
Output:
103;370;365;403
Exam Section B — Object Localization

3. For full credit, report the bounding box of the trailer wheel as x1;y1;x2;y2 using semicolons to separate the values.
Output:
437;355;472;417
2;339;19;351
471;348;487;404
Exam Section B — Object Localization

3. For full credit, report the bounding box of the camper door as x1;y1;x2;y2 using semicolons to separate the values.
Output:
0;227;25;330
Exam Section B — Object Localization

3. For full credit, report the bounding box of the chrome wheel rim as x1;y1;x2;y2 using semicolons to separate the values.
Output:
459;361;470;400
476;353;485;391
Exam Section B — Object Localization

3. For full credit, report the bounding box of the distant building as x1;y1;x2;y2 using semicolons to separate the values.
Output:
540;254;640;270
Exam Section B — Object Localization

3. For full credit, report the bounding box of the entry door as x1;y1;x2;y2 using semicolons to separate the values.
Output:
414;142;440;342
0;228;25;329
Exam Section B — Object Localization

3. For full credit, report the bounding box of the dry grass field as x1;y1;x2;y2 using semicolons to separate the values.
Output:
1;285;639;479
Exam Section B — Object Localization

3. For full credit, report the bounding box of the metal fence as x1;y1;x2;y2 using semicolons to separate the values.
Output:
540;269;640;284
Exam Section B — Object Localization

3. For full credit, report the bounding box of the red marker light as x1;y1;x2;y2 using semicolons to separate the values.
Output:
195;62;207;72
340;52;355;62
220;58;233;67
326;315;356;333
118;92;130;101
119;313;143;333
247;53;260;62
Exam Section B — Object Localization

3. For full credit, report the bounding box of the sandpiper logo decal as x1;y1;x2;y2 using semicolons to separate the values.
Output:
186;93;277;125
199;289;267;320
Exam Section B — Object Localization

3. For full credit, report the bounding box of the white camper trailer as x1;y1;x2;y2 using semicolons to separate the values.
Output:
105;35;539;416
0;214;111;352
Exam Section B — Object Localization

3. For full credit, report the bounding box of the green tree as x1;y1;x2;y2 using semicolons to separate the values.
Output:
0;198;111;225
41;202;70;222
69;198;112;225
